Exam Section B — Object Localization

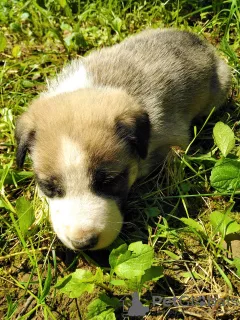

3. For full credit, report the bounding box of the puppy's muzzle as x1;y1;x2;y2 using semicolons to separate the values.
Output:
48;194;123;250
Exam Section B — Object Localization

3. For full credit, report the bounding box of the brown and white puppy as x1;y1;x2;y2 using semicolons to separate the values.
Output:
15;29;231;250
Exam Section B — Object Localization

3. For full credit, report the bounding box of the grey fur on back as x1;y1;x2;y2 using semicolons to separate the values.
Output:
82;29;231;173
84;29;230;120
49;29;231;176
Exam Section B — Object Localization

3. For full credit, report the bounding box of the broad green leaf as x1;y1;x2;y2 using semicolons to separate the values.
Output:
180;218;204;232
87;294;120;319
141;266;164;284
124;276;142;291
210;211;240;237
87;298;107;317
210;159;240;192
109;242;154;279
0;33;7;52
109;244;131;271
91;309;116;320
213;122;235;157
55;269;95;298
110;279;126;286
16;197;35;237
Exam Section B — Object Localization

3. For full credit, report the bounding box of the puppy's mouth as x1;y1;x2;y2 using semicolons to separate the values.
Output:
70;235;98;250
57;230;119;251
61;234;99;251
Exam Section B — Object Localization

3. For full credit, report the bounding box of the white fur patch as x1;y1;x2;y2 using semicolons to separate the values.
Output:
44;63;92;97
61;136;83;168
48;194;123;250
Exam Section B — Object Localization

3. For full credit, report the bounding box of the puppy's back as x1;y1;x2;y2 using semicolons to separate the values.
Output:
85;29;231;122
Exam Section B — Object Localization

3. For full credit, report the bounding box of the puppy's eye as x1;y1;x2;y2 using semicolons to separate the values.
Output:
37;176;65;198
93;168;128;199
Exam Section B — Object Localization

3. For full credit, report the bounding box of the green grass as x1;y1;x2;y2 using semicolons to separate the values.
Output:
1;0;240;319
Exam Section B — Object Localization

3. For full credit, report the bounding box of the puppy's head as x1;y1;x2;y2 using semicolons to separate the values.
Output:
15;89;150;250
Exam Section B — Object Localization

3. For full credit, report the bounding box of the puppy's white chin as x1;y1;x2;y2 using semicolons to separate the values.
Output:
47;194;123;250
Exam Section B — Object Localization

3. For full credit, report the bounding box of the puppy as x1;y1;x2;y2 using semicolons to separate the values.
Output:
15;29;231;250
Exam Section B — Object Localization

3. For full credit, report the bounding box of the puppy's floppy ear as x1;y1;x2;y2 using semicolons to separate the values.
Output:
15;113;35;168
115;110;151;159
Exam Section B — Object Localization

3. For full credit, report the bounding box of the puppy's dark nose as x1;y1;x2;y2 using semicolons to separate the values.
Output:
70;235;98;250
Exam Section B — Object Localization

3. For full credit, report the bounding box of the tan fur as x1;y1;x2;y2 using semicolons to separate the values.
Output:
18;88;140;178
